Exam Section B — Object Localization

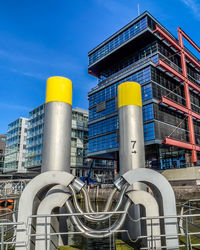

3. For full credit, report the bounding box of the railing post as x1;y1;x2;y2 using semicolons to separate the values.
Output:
45;216;47;250
185;216;189;250
1;225;4;250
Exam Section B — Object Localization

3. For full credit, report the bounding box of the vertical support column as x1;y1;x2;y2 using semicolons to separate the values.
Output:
178;28;197;163
118;81;145;240
118;81;145;175
42;76;73;172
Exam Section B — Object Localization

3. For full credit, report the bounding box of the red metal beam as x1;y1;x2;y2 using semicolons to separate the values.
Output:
154;25;200;70
153;26;181;51
179;27;200;53
178;29;197;163
165;137;200;151
155;25;200;163
158;59;184;81
161;96;188;114
185;52;200;71
158;59;200;93
161;96;200;120
186;78;200;94
191;111;200;120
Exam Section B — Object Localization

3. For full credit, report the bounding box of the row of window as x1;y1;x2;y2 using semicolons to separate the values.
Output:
89;116;118;137
27;134;43;147
27;124;43;137
6;136;20;146
89;99;116;121
89;104;154;138
89;17;148;65
99;41;158;79
89;83;153;122
89;132;118;153
89;67;151;108
7;119;22;131
29;114;44;126
89;122;155;153
29;105;44;117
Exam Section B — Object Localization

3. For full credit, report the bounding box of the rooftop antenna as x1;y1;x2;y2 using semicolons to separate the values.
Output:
138;3;140;16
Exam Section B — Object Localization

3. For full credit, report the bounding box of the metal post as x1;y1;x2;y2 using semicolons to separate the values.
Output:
118;81;145;175
45;216;47;250
118;82;145;241
42;76;72;173
185;216;189;250
1;225;4;250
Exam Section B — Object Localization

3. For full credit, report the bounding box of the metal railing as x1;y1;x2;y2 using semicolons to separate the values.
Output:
0;209;200;249
0;198;200;249
0;179;30;197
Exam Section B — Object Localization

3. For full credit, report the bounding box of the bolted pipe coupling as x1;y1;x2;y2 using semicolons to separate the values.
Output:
71;178;85;192
114;177;127;191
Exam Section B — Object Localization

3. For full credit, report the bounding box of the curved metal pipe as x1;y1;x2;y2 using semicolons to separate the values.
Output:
70;183;128;221
104;187;118;212
81;186;95;213
81;185;118;213
69;184;116;221
66;198;131;238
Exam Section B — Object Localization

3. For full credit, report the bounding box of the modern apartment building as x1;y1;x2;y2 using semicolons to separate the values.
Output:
88;11;200;170
4;118;28;173
26;104;89;176
70;107;89;177
0;135;6;172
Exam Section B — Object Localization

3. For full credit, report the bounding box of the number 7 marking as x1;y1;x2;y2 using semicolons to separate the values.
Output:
131;140;137;154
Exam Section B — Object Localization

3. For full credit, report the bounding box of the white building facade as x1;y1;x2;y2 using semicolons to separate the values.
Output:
4;118;28;173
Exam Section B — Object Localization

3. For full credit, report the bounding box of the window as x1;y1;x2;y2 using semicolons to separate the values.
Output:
144;123;155;141
89;116;118;137
143;104;154;122
89;133;118;153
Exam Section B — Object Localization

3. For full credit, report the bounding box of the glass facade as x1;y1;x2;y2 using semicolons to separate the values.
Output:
89;132;118;153
88;12;200;169
89;17;148;65
98;41;158;80
26;104;44;168
89;116;118;137
89;67;151;108
4;118;28;173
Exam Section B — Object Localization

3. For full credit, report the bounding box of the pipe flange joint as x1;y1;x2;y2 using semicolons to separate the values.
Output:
72;178;85;192
114;177;127;191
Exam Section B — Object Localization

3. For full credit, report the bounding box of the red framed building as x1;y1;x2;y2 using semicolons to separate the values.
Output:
88;12;200;170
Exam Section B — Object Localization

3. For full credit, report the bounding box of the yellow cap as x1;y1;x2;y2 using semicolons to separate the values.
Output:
45;76;72;105
118;81;142;108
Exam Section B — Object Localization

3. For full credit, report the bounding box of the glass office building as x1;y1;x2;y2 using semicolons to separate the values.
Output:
26;105;89;176
88;11;200;170
4;118;28;173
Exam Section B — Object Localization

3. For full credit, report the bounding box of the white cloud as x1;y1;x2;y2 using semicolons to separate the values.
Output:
0;65;45;80
180;0;200;20
0;102;31;111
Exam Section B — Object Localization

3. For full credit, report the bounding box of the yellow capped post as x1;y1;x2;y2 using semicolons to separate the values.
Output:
118;81;142;108
118;81;145;175
45;76;72;105
42;76;73;173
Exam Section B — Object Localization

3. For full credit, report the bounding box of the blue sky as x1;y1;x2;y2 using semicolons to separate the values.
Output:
0;0;200;133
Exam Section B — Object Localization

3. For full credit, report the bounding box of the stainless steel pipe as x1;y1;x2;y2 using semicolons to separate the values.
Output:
118;81;145;175
42;76;72;172
118;81;145;240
